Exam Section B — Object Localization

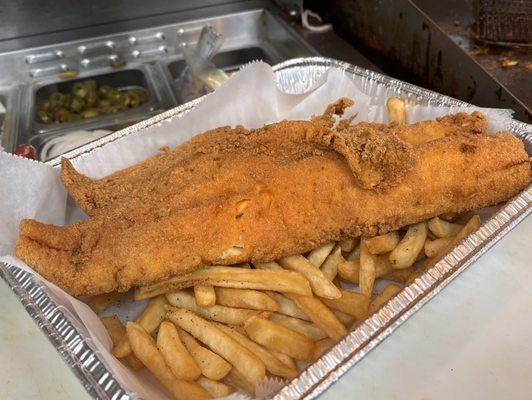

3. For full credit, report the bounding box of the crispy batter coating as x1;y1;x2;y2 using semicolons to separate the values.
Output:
60;110;491;216
15;100;530;296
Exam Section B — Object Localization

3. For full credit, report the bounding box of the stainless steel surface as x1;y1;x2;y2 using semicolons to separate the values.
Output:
192;25;224;60
0;87;21;150
308;0;531;122
29;118;145;162
0;7;318;154
14;62;173;158
25;50;64;65
168;46;278;103
473;0;532;45
0;9;314;85
1;56;530;400
0;0;230;46
33;68;156;134
413;0;532;114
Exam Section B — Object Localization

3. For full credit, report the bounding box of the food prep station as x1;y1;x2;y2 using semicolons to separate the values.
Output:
2;0;528;162
0;3;328;161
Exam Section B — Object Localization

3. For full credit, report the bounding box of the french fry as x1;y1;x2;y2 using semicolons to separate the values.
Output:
215;288;279;311
424;237;452;258
113;295;167;358
197;377;235;398
428;217;463;238
126;322;211;400
337;259;360;283
338;253;393;284
408;215;481;283
166;291;259;325
224;369;256;395
178;329;232;381
364;231;400;255
285;293;347;340
320;245;343;281
375;253;394;277
136;267;312;300
194;285;216;308
320;288;369;320
439;212;457;221
128;353;145;371
383;267;415;283
228;324;247;335
278;255;341;299
454;211;477;225
244;315;315;362
307;241;335;267
454;215;481;240
266;292;310;321
432;215;481;259
168;308;266;387
253;261;282;270
214;322;298;379
101;315;125;344
332;310;355;326
157;321;201;380
389;222;428;269
311;338;336;363
269;313;328;340
339;237;359;252
386;97;406;125
89;291;127;314
270;350;297;371
368;284;402;314
359;239;377;296
346;244;360;261
136;295;168;329
100;315;143;370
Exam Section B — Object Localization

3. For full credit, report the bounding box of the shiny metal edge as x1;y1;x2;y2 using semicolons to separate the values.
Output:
0;264;133;400
0;57;530;400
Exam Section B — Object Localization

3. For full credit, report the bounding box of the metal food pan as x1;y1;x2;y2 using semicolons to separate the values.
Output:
1;7;316;154
28;117;145;162
167;45;281;105
31;68;159;135
164;8;315;105
1;57;530;400
168;46;278;79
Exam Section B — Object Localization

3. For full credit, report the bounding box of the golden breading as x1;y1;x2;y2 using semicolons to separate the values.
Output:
15;100;530;296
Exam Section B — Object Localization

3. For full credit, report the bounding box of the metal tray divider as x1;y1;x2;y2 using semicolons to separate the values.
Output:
1;57;530;400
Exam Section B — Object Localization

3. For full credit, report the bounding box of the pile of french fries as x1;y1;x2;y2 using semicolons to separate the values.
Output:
92;213;481;400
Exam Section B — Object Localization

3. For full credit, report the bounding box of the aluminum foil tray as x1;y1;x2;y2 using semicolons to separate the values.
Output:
1;57;531;400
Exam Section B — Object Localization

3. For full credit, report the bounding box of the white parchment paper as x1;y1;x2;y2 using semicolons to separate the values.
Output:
0;61;515;399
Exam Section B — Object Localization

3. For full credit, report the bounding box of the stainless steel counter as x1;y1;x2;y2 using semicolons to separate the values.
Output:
0;0;376;160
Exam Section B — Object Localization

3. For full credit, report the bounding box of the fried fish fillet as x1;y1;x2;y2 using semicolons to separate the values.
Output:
60;106;489;217
15;100;530;296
